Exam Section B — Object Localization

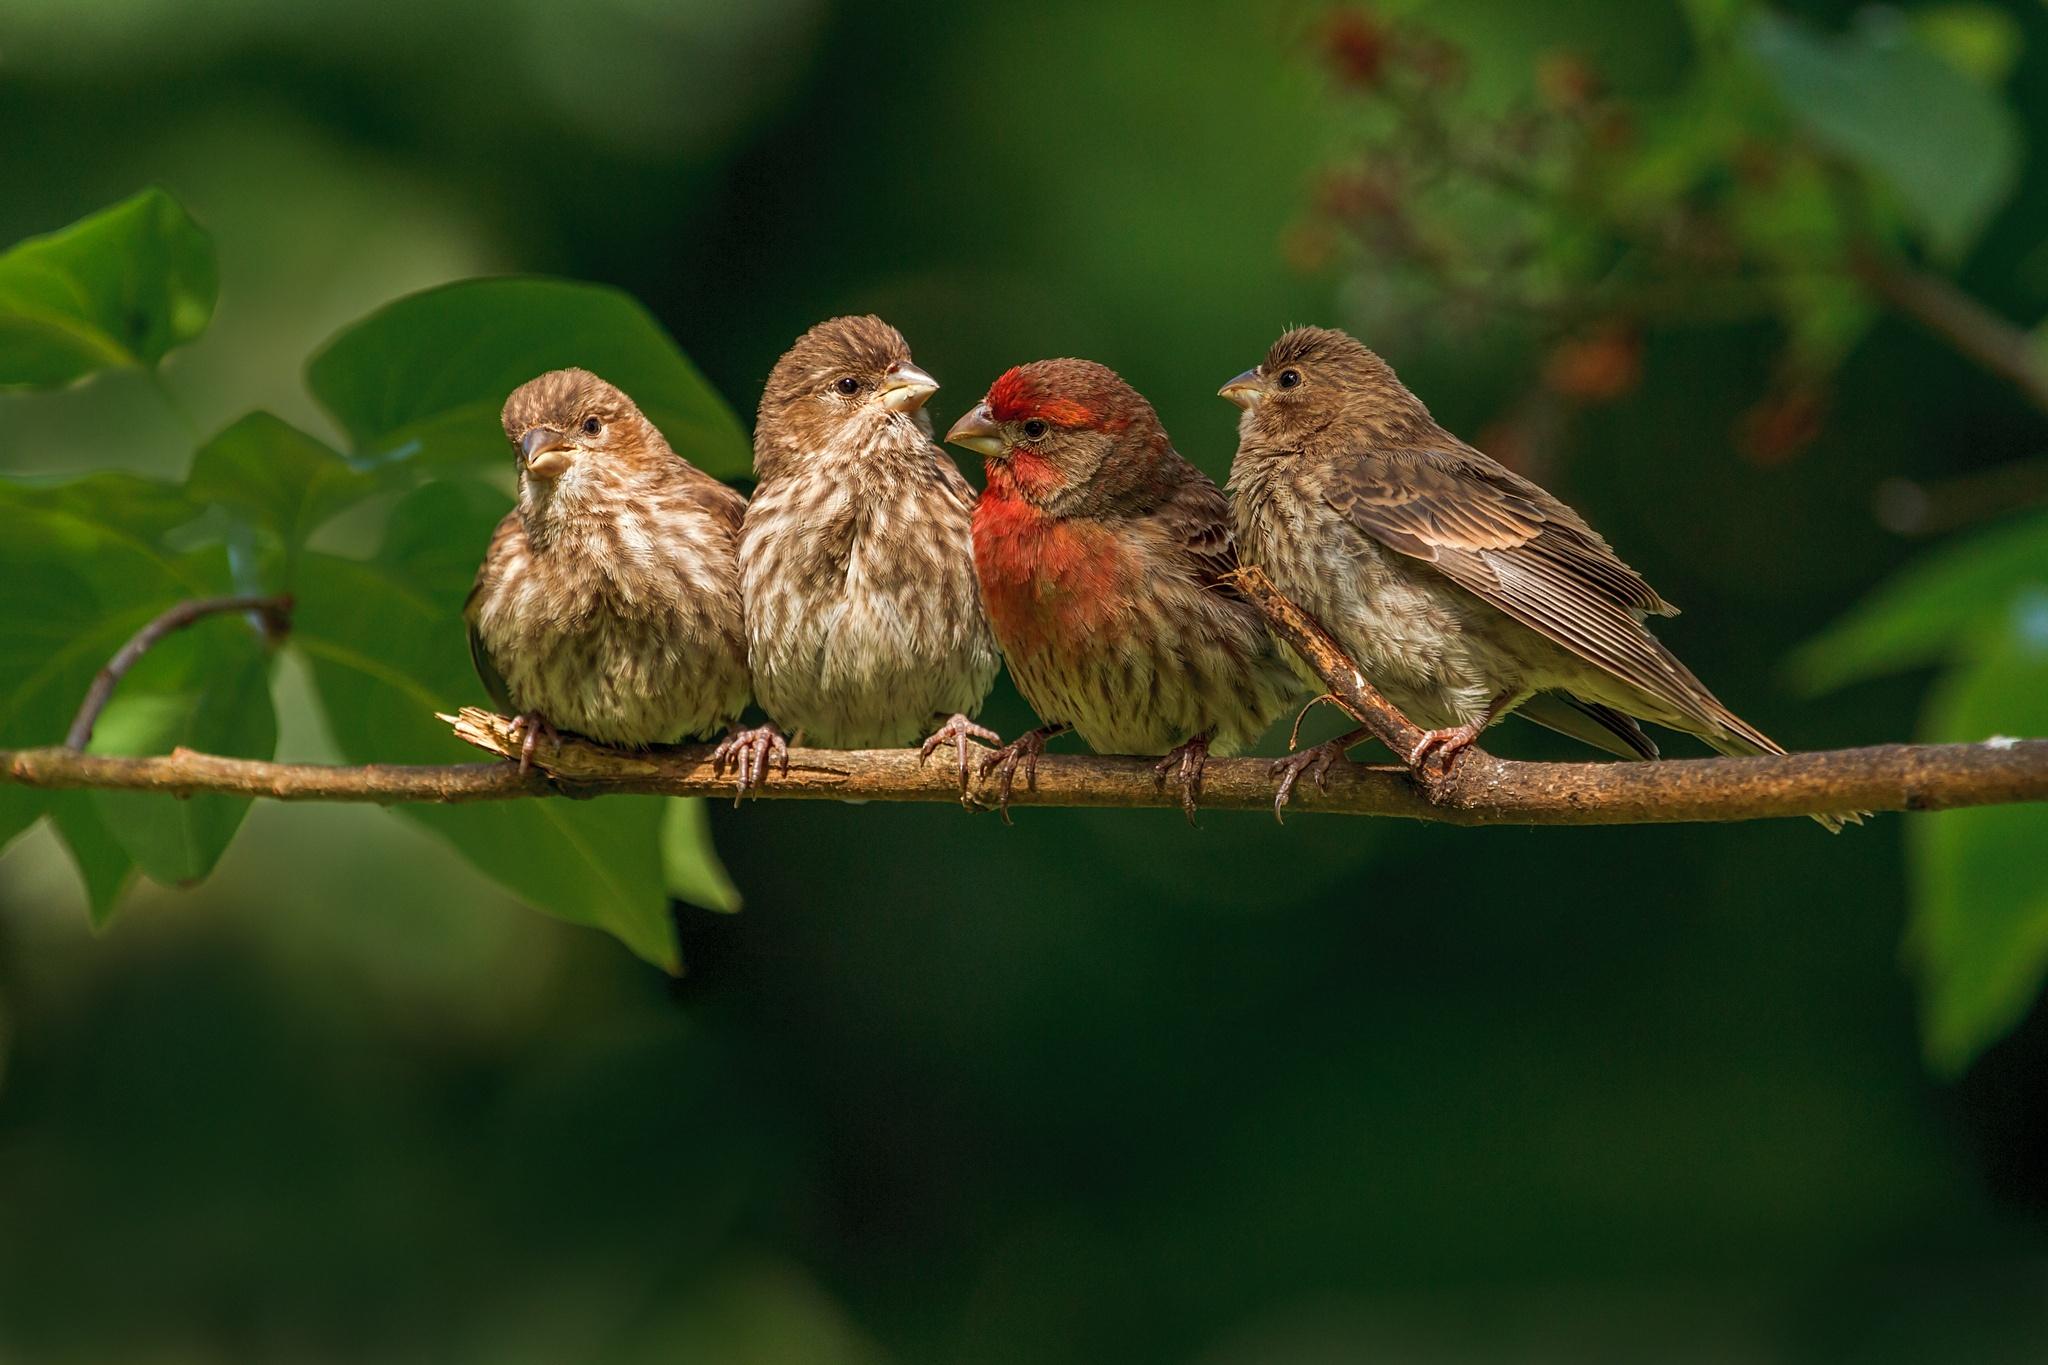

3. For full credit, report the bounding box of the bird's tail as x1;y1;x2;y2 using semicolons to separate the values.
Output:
1699;713;1865;834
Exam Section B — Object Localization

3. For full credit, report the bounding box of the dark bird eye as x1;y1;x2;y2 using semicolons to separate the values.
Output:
581;416;602;435
835;376;860;395
1278;369;1302;389
1023;419;1049;440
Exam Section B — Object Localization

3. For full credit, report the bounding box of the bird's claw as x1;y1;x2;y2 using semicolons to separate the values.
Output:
1406;724;1481;777
976;729;1051;824
507;712;560;776
1152;735;1210;825
919;713;1001;795
713;723;789;802
1270;740;1346;822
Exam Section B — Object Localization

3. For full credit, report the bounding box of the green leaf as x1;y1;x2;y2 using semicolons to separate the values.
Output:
1745;10;2021;260
304;277;751;479
0;474;221;852
288;484;683;970
46;793;137;927
185;413;382;583
662;797;741;913
1791;511;2048;692
0;188;217;389
87;621;277;891
1910;594;2048;1073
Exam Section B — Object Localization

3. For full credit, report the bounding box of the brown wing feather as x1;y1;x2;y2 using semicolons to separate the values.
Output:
1153;460;1244;594
1323;444;1784;749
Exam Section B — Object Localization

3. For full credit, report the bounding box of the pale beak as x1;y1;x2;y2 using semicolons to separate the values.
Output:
945;403;1005;458
879;361;940;413
1219;369;1267;410
519;426;573;479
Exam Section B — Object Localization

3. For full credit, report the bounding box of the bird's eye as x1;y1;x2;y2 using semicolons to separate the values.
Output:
581;416;602;436
1022;419;1049;440
1278;369;1302;389
835;376;860;395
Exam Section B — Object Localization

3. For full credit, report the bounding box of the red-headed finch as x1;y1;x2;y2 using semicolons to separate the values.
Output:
949;359;1300;820
466;368;751;772
1224;325;1858;830
733;316;1001;792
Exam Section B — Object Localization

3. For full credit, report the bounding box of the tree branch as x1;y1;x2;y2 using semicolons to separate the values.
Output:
67;593;293;751
2;574;2041;825
2;721;2042;825
1852;252;2048;421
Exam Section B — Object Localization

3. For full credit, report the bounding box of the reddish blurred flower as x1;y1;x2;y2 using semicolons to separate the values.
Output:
1738;382;1829;465
1322;11;1390;88
1542;324;1643;402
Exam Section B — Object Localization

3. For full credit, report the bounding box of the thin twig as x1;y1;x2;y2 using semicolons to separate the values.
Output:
66;594;293;751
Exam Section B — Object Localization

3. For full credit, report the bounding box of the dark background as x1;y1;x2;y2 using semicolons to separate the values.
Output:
3;0;2046;1359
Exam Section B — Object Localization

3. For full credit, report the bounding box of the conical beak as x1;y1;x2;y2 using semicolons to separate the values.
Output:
879;361;940;413
946;403;1005;458
519;426;573;479
1219;369;1267;410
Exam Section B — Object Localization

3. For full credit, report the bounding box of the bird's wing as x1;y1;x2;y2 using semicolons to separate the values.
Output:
1322;444;1774;742
463;512;520;713
467;621;514;713
1153;462;1244;594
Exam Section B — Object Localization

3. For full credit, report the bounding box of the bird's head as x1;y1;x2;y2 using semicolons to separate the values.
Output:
756;315;939;467
501;368;664;503
1219;325;1432;444
946;359;1172;515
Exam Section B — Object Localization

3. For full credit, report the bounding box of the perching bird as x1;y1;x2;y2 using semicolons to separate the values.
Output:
949;359;1300;820
466;368;750;773
733;315;1001;792
1224;325;1857;829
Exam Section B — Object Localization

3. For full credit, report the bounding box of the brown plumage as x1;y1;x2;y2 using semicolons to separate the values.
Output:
950;359;1301;820
734;316;1001;791
1224;325;1857;829
465;368;750;771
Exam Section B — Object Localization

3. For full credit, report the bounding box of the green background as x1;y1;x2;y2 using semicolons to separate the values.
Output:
2;0;2046;1359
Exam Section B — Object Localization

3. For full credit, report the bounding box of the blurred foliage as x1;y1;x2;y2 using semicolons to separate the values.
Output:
2;0;2048;1361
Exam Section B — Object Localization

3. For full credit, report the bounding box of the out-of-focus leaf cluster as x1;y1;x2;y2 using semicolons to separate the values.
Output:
0;191;753;970
1301;1;2025;465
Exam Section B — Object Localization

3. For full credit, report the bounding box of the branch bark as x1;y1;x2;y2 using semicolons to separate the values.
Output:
3;719;2043;824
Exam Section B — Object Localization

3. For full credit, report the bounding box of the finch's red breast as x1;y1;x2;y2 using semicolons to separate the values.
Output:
972;487;1131;655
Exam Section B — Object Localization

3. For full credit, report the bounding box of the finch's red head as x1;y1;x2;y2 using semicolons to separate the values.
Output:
946;359;1172;514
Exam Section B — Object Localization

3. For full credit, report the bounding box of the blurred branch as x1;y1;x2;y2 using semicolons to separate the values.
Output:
66;593;293;751
3;718;2042;827
1852;253;2048;420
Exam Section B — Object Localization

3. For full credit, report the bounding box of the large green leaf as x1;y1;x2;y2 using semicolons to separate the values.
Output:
46;794;137;927
185;412;383;583
0;474;221;851
1910;597;2048;1074
0;188;217;389
1745;10;2021;260
1791;511;2048;693
304;277;752;479
87;621;278;895
288;482;702;970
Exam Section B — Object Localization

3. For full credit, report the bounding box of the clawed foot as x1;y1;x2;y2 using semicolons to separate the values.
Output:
507;712;560;776
918;713;1001;794
976;727;1054;824
1152;734;1211;825
1270;731;1367;822
1406;723;1481;777
713;723;789;801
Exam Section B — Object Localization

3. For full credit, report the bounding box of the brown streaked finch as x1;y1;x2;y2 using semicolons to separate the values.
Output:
1223;325;1858;830
465;368;751;773
730;315;1001;793
948;359;1301;821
